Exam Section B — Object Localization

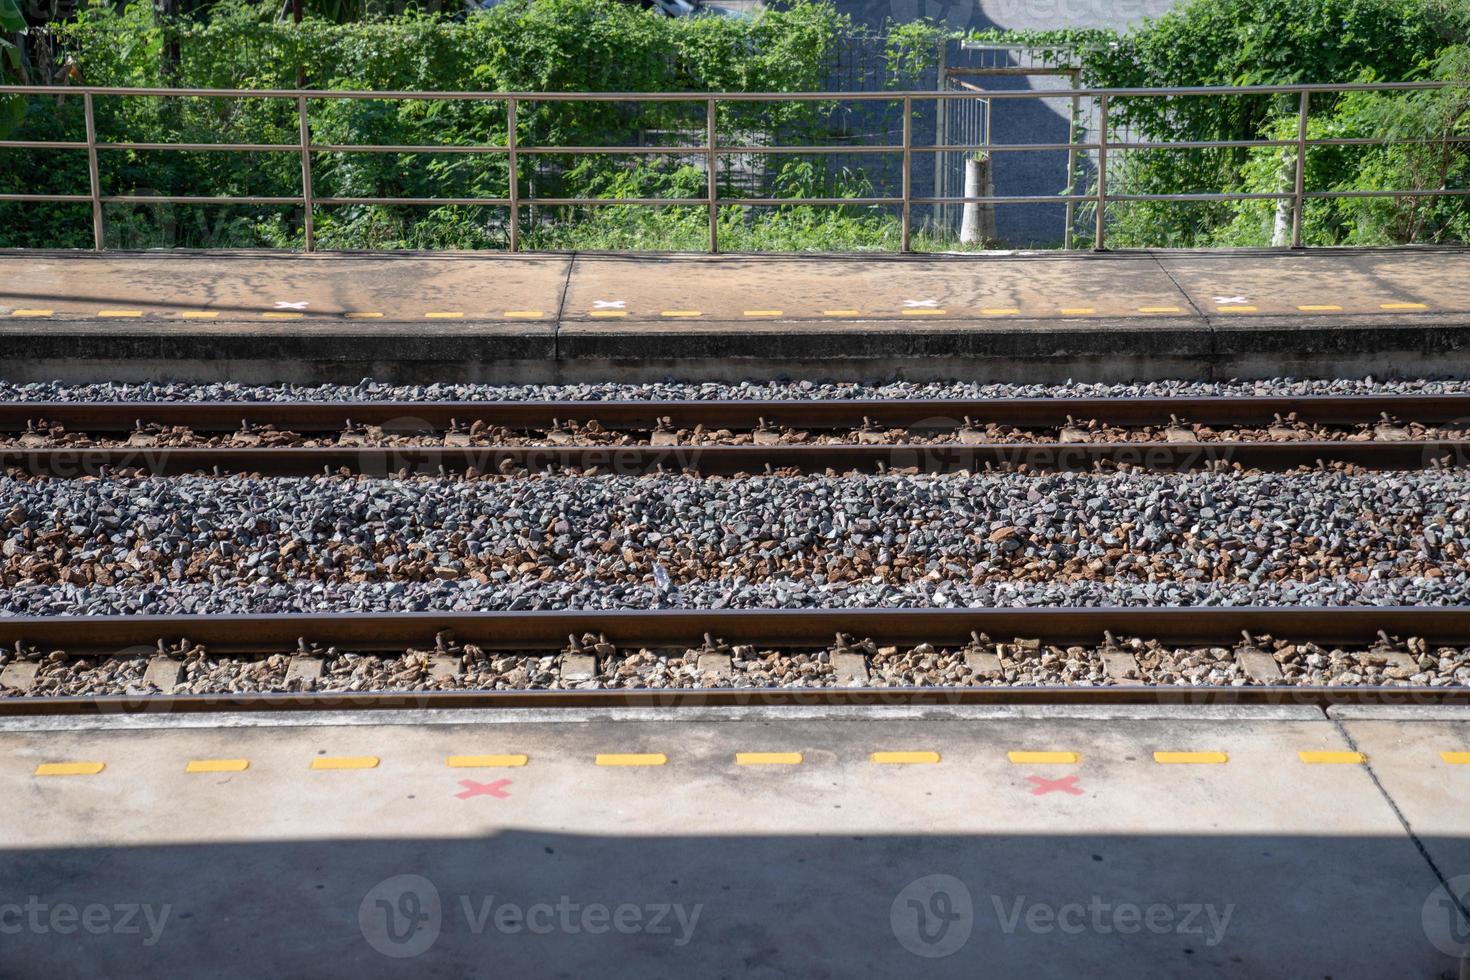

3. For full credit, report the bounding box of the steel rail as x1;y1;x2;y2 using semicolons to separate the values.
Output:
4;606;1469;654
3;441;1466;477
3;684;1468;716
2;395;1467;432
4;608;1468;715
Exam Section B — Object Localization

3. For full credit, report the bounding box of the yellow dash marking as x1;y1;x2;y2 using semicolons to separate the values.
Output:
1137;306;1181;313
902;309;947;316
448;754;528;768
1297;305;1342;312
425;311;465;319
10;309;54;317
186;759;249;773
596;753;667;767
1154;751;1228;765
262;312;303;319
180;311;219;319
743;310;783;317
1059;308;1095;315
871;751;940;765
310;756;379;770
661;310;702;318
98;310;143;318
345;312;384;319
35;762;105;776
1440;752;1470;765
1381;302;1429;310
823;309;861;316
1299;750;1365;765
736;752;803;766
1215;305;1258;313
1007;751;1080;765
505;311;544;319
589;311;628;318
981;308;1020;316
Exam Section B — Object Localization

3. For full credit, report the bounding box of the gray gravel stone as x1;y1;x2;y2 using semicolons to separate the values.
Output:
0;467;1465;615
5;376;1470;403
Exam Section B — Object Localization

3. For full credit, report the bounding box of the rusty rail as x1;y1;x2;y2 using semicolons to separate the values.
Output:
5;441;1469;476
3;394;1469;475
1;607;1468;714
2;394;1469;431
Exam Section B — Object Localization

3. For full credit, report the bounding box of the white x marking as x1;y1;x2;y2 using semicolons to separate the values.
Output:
903;299;939;308
274;301;310;309
593;300;626;309
1214;295;1248;304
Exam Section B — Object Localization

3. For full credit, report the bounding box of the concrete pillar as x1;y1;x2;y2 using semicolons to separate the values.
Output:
1271;151;1296;247
959;153;996;246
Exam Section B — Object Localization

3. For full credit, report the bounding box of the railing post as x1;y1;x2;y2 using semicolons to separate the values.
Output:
83;92;104;251
1093;93;1108;252
706;98;718;254
1290;89;1310;249
507;97;519;253
1064;71;1080;250
901;95;912;253
296;94;315;252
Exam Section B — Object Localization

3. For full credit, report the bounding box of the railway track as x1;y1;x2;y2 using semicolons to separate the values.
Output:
2;607;1468;713
4;394;1470;474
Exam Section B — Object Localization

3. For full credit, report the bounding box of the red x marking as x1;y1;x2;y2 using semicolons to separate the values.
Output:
455;778;512;800
1026;774;1083;796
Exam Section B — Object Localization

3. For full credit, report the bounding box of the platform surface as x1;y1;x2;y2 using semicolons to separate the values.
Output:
2;704;1468;977
1;248;1468;383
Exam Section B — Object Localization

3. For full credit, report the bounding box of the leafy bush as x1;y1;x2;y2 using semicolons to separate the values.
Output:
2;0;880;249
1079;0;1469;247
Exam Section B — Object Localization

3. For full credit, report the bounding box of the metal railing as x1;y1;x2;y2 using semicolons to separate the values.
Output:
0;80;1467;252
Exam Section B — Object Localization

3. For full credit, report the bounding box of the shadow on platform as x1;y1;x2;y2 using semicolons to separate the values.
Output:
5;830;1468;977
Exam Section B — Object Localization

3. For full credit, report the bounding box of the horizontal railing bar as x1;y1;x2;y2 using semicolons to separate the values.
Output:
0;192;91;202
13;136;1462;158
526;197;706;206
100;195;304;204
1302;187;1470;199
1309;135;1470;147
0;139;88;149
314;196;511;206
720;197;899;206
908;194;1100;205
1108;191;1294;202
0;81;1460;101
1109;139;1298;151
6;190;1463;209
313;143;507;154
95;142;300;152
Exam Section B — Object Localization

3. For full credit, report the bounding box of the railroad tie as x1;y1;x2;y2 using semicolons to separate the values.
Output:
143;656;183;692
0;661;39;693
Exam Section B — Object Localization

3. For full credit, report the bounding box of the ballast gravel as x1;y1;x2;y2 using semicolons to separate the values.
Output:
5;376;1470;403
1;467;1466;616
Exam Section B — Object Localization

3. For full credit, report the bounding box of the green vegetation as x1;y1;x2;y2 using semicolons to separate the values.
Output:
0;0;1465;251
1077;0;1470;246
1;0;923;250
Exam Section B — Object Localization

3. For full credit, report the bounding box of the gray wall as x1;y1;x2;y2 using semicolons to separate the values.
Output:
826;0;1182;247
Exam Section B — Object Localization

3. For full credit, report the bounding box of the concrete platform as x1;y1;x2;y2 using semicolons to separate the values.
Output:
2;704;1468;976
2;247;1468;383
